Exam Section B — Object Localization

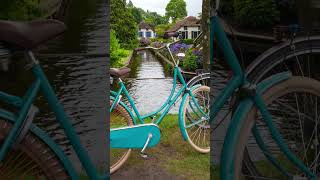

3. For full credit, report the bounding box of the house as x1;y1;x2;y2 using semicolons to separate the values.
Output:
165;16;201;40
138;21;156;39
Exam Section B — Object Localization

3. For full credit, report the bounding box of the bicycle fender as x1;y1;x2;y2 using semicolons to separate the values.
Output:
178;84;202;141
220;71;292;180
256;71;292;94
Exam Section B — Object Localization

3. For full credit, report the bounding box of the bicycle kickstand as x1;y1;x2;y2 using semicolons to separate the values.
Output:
140;133;153;159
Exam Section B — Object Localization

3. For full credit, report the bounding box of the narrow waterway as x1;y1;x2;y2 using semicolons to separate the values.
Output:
0;0;108;172
123;50;181;114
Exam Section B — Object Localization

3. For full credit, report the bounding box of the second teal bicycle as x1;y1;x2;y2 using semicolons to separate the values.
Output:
109;43;210;173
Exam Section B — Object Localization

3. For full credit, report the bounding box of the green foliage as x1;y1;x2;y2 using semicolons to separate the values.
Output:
129;6;167;26
0;0;43;20
182;39;194;45
165;0;187;23
110;30;131;67
219;0;234;16
233;0;280;27
182;50;197;71
131;7;143;24
144;12;168;26
111;0;138;49
150;37;172;43
155;24;171;37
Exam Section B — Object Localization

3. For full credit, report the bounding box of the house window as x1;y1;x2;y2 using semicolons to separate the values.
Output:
146;31;152;38
184;26;187;30
181;31;188;39
139;31;144;37
192;31;199;39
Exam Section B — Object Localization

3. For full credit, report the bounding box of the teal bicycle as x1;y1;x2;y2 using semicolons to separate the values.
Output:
0;19;121;179
208;0;320;179
110;42;211;173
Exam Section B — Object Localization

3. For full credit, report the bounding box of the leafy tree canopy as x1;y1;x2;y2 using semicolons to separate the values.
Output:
110;0;138;49
165;0;187;23
128;1;168;26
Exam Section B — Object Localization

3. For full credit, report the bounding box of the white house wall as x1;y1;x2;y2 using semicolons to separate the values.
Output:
138;28;155;39
177;26;200;39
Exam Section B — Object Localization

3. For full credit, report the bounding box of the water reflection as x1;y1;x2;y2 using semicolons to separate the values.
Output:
0;0;107;172
123;51;181;114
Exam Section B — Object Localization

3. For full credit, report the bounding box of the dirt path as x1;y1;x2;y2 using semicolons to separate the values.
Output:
111;144;186;180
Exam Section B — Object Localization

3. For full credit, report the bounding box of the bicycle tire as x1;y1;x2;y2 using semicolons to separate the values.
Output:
181;85;210;153
187;72;210;88
0;119;70;179
110;100;134;174
233;77;320;179
243;35;320;178
247;35;320;83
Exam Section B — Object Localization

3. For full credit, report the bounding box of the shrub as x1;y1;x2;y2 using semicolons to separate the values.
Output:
182;39;194;45
233;0;280;28
110;30;121;65
181;48;201;71
150;41;165;48
0;0;43;20
155;24;171;37
170;43;190;54
150;37;172;43
182;53;197;71
139;38;151;47
110;30;131;67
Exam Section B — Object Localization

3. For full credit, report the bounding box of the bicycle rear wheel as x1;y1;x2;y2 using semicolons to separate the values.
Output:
247;36;320;83
110;100;134;174
0;120;70;179
234;77;320;179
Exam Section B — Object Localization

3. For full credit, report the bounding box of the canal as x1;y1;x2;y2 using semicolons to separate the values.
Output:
0;0;108;172
122;50;181;114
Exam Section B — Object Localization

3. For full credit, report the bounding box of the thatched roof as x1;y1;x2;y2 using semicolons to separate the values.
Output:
166;16;200;33
138;21;154;31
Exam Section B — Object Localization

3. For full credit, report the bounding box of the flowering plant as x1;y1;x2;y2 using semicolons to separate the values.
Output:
170;43;191;54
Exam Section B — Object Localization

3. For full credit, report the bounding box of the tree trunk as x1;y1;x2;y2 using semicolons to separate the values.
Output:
201;0;210;70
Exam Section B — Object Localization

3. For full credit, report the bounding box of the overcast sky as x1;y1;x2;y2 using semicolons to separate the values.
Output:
130;0;202;17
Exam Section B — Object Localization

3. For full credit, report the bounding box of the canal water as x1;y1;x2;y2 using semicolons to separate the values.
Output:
122;50;181;114
0;0;108;172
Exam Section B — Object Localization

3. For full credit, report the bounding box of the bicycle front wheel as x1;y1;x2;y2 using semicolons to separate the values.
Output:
181;85;210;153
0;120;70;179
234;77;320;179
110;100;134;174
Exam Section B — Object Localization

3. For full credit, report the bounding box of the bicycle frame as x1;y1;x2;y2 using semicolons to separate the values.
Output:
110;66;206;126
0;51;107;179
207;11;317;179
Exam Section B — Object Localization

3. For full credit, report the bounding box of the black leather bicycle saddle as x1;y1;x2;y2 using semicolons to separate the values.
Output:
0;19;66;50
110;67;131;77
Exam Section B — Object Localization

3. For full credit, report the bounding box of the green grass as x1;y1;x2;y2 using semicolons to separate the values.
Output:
160;114;210;180
124;114;210;180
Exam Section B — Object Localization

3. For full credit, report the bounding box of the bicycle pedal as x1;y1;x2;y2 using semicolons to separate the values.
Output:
140;152;148;159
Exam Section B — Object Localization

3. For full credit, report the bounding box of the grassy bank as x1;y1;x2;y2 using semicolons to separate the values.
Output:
121;114;210;180
111;49;133;68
